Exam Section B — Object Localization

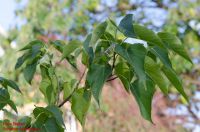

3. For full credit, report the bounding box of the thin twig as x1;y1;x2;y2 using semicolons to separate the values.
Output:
58;68;86;107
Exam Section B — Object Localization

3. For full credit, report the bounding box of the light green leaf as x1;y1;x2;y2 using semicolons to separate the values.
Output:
119;14;135;38
158;32;192;63
115;43;146;86
162;66;188;101
89;21;107;46
61;40;81;60
133;24;164;48
71;88;91;126
145;57;168;94
130;78;155;122
86;64;112;104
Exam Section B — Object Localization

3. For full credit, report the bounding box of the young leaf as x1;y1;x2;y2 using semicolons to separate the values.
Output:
115;43;146;87
119;14;135;38
23;62;37;84
61;40;81;60
89;21;107;46
71;88;91;126
86;64;112;104
130;78;155;122
145;57;168;94
133;24;164;48
162;66;188;101
158;32;192;63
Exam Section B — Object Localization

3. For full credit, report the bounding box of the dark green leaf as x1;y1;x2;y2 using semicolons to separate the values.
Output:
86;64;112;104
72;88;91;126
46;105;65;127
133;24;164;48
115;43;146;86
158;32;192;63
18;116;32;128
44;117;64;132
162;66;188;101
19;40;44;51
119;14;135;38
145;57;168;94
5;79;21;93
23;61;37;84
50;40;66;52
7;100;18;113
130;78;155;122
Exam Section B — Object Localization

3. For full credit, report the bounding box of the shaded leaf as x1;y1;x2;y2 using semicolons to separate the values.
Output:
86;64;112;104
23;61;37;84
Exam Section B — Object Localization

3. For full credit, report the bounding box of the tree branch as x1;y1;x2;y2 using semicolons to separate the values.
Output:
58;68;86;107
106;76;118;82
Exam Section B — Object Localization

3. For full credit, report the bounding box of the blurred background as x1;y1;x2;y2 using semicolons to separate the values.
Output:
0;0;200;132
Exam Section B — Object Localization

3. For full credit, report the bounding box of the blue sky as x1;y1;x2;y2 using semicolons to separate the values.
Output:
0;0;16;30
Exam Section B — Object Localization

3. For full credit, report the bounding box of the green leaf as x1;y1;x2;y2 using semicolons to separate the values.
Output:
150;46;172;69
71;88;91;126
162;66;188;101
0;88;10;102
119;14;135;38
4;79;21;93
145;57;168;94
86;64;112;104
133;24;164;48
15;52;31;69
7;100;18;113
44;117;64;132
115;62;134;92
19;40;44;51
46;105;65;127
61;40;81;60
18;116;32;128
157;32;192;63
130;78;155;122
63;82;73;100
23;61;37;84
50;40;66;52
89;21;107;46
115;43;146;86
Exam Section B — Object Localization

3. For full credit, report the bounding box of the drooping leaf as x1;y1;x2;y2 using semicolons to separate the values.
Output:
7;100;18;113
89;21;107;46
15;52;31;69
23;61;37;84
133;24;164;48
86;64;112;104
150;46;172;69
115;43;146;86
115;62;134;92
119;14;135;38
4;79;21;93
130;78;155;122
145;57;168;94
71;88;91;126
50;40;66;52
162;66;188;101
61;40;82;60
158;32;192;63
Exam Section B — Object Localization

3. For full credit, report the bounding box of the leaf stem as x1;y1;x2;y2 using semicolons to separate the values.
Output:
58;68;86;107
